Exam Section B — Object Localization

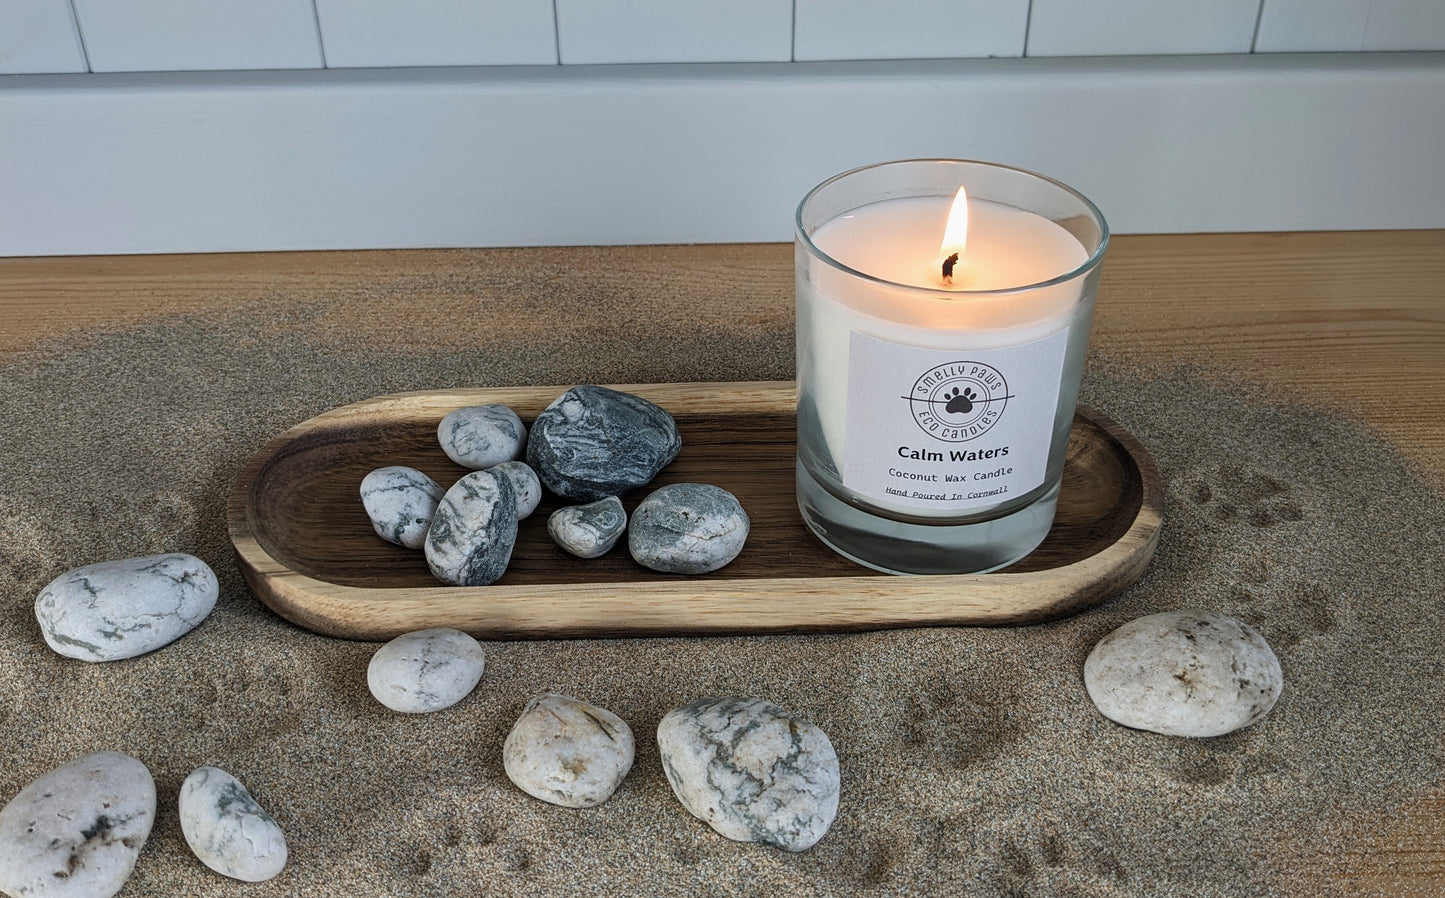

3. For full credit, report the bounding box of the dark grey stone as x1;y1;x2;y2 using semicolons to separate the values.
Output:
424;470;518;586
525;385;682;502
628;483;748;574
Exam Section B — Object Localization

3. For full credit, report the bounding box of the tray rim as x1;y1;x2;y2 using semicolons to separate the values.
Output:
227;381;1163;641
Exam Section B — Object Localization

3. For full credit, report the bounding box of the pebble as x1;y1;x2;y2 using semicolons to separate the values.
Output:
1084;610;1285;738
491;460;542;520
628;483;749;574
525;385;682;502
367;627;486;713
0;751;156;898
35;553;218;662
657;697;840;852
437;404;527;469
547;496;627;559
503;694;635;808
179;767;287;883
424;470;518;586
359;465;445;549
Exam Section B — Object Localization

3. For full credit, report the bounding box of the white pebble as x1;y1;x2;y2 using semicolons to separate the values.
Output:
547;496;627;559
491;460;542;520
0;751;156;898
438;404;527;469
35;553;218;662
179;767;287;883
360;465;445;549
503;694;635;808
1084;610;1284;738
657;697;839;852
367;627;486;713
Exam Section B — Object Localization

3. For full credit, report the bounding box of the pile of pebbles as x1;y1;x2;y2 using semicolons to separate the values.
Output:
363;626;841;851
14;555;289;894
360;385;750;584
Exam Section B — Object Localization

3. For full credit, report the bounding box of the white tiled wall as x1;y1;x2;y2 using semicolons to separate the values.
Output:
0;0;86;73
555;0;792;64
71;0;322;72
315;0;556;68
1025;0;1260;56
1;0;1442;73
793;0;1029;61
1362;0;1445;51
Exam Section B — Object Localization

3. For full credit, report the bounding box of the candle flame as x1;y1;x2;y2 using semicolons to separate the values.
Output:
939;185;969;285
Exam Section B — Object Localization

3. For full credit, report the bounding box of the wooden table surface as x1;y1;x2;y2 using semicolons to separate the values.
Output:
2;230;1443;892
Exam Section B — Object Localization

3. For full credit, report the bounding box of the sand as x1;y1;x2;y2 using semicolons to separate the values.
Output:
1;304;1443;897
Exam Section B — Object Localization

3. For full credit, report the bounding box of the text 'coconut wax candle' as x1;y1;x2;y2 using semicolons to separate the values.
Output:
795;159;1109;574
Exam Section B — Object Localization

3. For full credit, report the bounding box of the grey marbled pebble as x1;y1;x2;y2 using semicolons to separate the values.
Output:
490;460;542;520
35;553;218;662
179;767;287;883
438;404;527;469
360;465;445;549
628;483;748;574
1084;610;1284;738
503;694;635;808
547;496;627;559
367;627;486;713
424;470;518;586
657;697;839;852
525;385;682;502
0;751;156;898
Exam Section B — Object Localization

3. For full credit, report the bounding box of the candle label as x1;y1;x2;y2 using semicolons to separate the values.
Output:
844;328;1069;514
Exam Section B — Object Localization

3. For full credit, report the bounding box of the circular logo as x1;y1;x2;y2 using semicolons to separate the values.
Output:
905;361;1011;442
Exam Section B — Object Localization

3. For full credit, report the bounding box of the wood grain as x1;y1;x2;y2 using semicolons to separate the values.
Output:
228;384;1161;640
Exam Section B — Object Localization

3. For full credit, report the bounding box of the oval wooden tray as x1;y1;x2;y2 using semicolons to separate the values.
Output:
227;382;1162;641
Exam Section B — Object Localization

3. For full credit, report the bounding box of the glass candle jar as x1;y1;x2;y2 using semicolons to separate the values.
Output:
795;159;1109;574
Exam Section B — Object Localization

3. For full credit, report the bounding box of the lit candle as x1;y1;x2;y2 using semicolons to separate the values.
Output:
794;160;1107;573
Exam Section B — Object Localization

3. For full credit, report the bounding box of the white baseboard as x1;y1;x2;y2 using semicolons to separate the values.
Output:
1;53;1442;256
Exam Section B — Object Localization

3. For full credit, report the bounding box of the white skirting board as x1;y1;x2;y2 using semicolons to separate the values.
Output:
1;53;1442;256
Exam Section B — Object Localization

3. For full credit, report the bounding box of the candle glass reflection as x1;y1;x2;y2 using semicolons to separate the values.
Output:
795;159;1109;574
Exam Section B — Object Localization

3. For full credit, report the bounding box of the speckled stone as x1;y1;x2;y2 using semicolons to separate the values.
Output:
490;460;542;520
628;483;748;574
359;465;445;549
35;553;218;662
525;385;682;502
367;627;486;713
0;751;156;898
1084;610;1284;738
424;470;518;586
503;694;635;808
657;697;840;852
438;404;527;470
547;496;627;559
179;767;287;883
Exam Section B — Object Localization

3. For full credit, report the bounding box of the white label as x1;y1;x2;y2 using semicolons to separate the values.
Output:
842;329;1069;514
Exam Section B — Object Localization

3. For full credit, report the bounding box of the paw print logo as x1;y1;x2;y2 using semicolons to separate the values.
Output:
944;386;976;414
906;361;1010;442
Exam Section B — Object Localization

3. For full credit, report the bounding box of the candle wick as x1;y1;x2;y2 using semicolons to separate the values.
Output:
941;252;959;285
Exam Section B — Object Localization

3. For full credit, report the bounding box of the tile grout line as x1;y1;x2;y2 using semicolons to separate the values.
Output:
791;0;797;62
552;0;563;64
66;0;92;73
1023;0;1034;57
311;0;328;67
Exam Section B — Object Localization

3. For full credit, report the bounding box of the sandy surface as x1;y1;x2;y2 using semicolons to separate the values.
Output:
1;306;1443;897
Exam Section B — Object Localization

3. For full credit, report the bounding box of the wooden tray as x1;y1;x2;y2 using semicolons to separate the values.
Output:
227;382;1162;641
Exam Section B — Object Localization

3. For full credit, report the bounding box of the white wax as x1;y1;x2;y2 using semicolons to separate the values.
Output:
802;195;1089;502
